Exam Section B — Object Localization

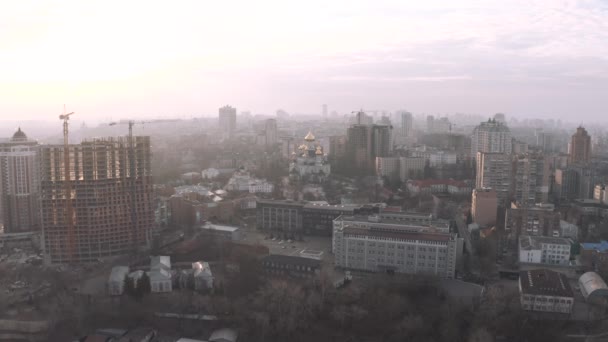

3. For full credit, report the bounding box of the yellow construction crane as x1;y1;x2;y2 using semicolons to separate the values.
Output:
59;106;76;263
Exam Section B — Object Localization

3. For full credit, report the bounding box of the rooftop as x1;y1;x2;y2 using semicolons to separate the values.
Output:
339;213;449;231
519;269;573;297
202;224;239;232
574;199;608;208
263;254;322;268
342;226;452;242
519;235;570;250
579;272;608;299
408;179;470;188
581;240;608;253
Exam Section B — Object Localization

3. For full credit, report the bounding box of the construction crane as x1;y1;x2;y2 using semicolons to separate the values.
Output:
108;119;179;254
59;106;76;263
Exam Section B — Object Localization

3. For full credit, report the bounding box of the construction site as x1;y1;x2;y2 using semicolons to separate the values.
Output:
39;134;154;264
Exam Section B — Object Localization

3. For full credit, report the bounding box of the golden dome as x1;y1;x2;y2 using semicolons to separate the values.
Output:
304;131;315;141
315;146;323;155
298;144;307;150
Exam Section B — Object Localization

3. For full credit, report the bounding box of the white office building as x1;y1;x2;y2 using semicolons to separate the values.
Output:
519;236;571;265
333;213;462;278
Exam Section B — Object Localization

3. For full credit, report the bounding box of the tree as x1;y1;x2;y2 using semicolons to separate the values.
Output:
139;272;151;295
124;276;135;297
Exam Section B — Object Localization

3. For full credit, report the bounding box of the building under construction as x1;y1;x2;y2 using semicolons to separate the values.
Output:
40;136;154;264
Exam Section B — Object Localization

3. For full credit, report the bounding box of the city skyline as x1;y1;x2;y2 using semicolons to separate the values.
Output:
1;0;607;121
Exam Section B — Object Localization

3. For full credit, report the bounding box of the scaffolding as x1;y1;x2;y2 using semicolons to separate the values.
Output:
40;136;154;264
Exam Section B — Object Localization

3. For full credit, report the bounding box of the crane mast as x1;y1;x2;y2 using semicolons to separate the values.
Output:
59;107;75;263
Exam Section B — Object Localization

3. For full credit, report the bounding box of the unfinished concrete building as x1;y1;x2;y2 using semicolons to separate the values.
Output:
40;136;154;264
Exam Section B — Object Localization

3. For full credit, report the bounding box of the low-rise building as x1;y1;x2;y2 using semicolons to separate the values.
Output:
149;256;172;293
169;191;235;227
200;224;240;241
108;266;130;296
248;180;274;193
333;214;462;278
256;199;382;236
572;199;608;219
400;157;426;181
519;269;574;314
193;261;214;291
0;231;39;252
406;179;472;196
580;240;608;272
209;328;238;342
262;254;322;278
518;236;571;265
559;220;579;240
116;327;156;342
201;168;220;179
579;272;608;301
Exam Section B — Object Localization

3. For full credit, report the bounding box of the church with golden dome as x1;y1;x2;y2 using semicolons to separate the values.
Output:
289;131;331;182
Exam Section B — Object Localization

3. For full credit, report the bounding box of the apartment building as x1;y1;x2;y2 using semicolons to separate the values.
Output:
505;202;561;237
476;152;512;206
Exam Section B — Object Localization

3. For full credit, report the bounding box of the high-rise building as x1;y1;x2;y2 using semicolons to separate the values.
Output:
347;124;372;170
353;111;373;125
322;104;328;120
0;128;39;233
346;124;392;171
264;118;277;147
328;135;347;160
554;165;597;201
371;125;392;158
493;113;506;124
476;152;512;206
427;115;435;133
513;153;550;205
218;105;237;138
40;137;154;264
471;188;498;227
505;203;560;237
569;126;591;164
471;119;512;158
401;112;413;138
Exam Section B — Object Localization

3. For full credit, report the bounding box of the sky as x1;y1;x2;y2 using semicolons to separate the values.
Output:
1;0;607;123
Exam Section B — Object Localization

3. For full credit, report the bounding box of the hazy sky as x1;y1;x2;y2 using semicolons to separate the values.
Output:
1;0;607;122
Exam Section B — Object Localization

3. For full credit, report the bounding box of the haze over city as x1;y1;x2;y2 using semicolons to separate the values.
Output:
5;1;608;342
1;0;608;122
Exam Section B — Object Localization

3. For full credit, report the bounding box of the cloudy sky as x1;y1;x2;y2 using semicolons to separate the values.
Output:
1;0;607;122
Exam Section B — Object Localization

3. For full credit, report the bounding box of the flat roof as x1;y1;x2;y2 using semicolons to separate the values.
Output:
519;269;573;297
581;240;608;253
343;226;451;242
339;214;449;229
519;235;570;250
263;254;321;268
303;203;360;211
203;224;239;232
